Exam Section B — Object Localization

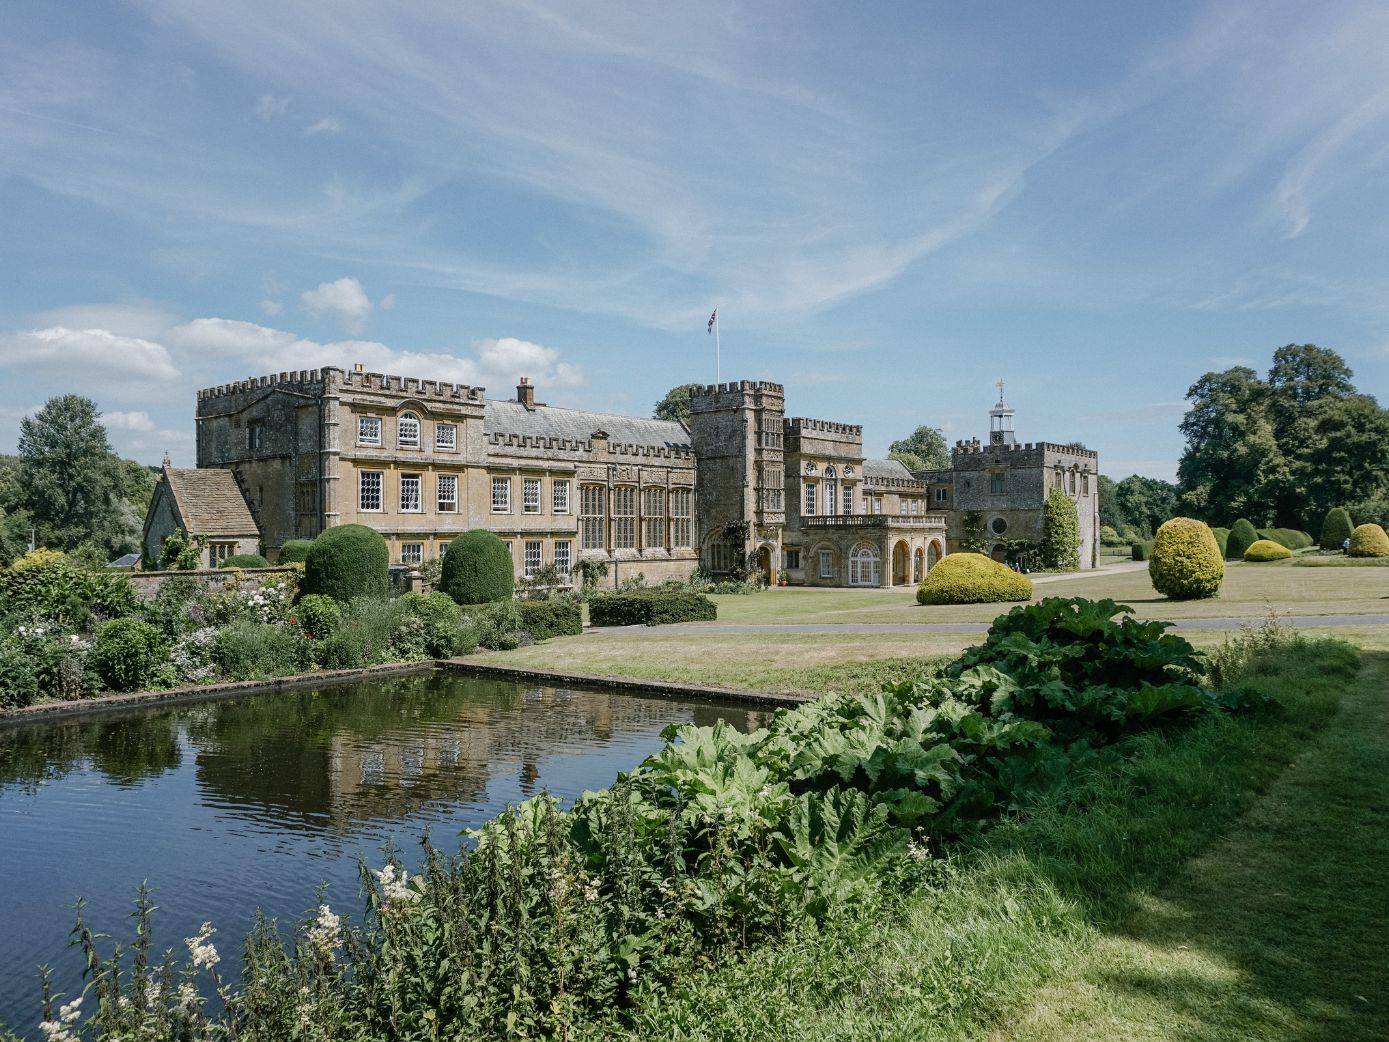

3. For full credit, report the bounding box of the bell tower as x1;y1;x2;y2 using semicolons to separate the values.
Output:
989;379;1016;448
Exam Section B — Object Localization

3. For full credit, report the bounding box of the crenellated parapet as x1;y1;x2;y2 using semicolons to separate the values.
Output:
952;438;1099;462
784;417;863;437
197;369;328;402
485;431;693;461
336;367;486;403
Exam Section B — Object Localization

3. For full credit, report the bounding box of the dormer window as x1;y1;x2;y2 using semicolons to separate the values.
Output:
398;412;420;448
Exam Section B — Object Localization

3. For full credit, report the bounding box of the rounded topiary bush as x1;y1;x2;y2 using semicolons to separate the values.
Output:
302;525;389;602
439;530;515;605
1225;518;1258;561
1348;523;1389;558
916;553;1032;605
1148;517;1224;600
277;539;314;564
1244;539;1292;562
1210;527;1230;558
1320;507;1355;551
293;593;343;640
219;553;270;569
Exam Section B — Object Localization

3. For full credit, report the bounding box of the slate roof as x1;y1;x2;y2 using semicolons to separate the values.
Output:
484;399;691;451
164;468;259;535
862;457;915;481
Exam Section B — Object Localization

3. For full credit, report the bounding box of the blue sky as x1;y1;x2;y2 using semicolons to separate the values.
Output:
2;1;1387;480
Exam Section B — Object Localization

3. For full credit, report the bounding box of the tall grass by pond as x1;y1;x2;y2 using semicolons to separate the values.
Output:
3;600;1350;1041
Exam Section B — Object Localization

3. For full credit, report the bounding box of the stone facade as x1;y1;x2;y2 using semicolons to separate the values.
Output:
173;367;1098;587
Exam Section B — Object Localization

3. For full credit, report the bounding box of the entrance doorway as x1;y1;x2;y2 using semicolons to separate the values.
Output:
849;544;881;587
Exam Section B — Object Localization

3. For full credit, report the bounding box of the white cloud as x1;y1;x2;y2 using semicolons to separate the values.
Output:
300;276;372;332
255;93;290;120
101;410;156;431
0;326;179;380
259;299;283;316
303;117;342;137
168;318;584;396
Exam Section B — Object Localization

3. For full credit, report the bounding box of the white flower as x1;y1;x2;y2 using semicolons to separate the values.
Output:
375;864;414;908
307;903;341;954
39;996;83;1042
186;921;220;971
176;982;200;1012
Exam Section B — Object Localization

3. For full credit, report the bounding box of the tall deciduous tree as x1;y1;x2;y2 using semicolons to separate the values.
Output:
17;396;130;553
653;384;703;424
888;425;950;472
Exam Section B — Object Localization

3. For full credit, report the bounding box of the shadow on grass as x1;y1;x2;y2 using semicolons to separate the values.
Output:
1035;649;1389;1042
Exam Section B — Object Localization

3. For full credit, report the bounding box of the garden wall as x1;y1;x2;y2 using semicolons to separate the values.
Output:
126;567;301;601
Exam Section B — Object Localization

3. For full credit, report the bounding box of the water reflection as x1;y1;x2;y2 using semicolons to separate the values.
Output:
0;671;770;1031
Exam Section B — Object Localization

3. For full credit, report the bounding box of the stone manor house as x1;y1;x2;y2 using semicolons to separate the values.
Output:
142;365;1099;587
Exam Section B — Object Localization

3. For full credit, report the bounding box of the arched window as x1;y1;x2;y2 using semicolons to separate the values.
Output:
849;543;880;587
398;412;421;448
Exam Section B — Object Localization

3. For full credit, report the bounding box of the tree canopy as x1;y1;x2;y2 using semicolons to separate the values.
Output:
1175;344;1388;529
888;425;950;472
653;384;703;424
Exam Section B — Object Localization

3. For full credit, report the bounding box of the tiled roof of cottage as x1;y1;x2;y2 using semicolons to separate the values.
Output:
164;468;259;535
484;399;691;451
862;457;915;481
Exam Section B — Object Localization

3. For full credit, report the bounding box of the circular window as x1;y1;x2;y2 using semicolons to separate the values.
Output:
989;516;1008;535
805;462;816;473
844;465;854;476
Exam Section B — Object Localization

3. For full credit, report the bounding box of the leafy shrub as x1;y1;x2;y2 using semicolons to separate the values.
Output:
1210;526;1230;558
1130;540;1153;561
158;528;204;570
1099;525;1122;546
915;553;1031;605
302;525;389;602
316;598;404;669
1348;523;1389;558
141;576;205;640
0;550;140;630
293;593;342;640
589;590;717;626
517;599;583;641
0;630;41;708
200;579;294;627
1225;518;1258;560
1244;539;1291;562
89;618;169;692
219;553;270;569
397;592;477;657
276;539;314;564
169;626;218;685
472;599;526;650
1148;517;1224;600
1040;488;1080;570
212;620;313;681
439;530;515;605
1320;506;1354;550
1256;528;1313;550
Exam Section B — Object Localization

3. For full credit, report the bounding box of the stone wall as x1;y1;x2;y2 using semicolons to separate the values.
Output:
126;567;301;602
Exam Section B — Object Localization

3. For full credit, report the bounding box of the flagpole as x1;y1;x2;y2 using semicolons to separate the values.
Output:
715;313;721;384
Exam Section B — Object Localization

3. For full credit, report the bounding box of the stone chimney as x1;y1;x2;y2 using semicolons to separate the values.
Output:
517;376;536;409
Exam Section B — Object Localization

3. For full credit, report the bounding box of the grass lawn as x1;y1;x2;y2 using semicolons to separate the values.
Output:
701;560;1389;626
595;642;1388;1042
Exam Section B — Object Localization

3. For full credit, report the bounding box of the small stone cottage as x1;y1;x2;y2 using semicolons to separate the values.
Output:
142;461;260;569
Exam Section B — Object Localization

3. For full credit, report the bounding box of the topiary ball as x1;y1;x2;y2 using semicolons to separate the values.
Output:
302;525;389;601
1225;518;1258;561
1244;539;1292;562
916;552;1032;605
1148;518;1224;600
276;539;314;564
1348;523;1389;558
1320;507;1354;551
219;553;270;569
439;529;515;605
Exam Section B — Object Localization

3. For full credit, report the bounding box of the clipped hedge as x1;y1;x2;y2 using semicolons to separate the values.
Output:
589;590;717;626
1148;517;1224;600
916;552;1032;605
1226;518;1258;561
1348;523;1389;558
1320;506;1354;550
517;600;583;641
1244;539;1292;562
219;553;271;569
302;525;390;602
1130;540;1154;562
1257;528;1313;551
276;539;314;564
1210;527;1230;558
440;530;515;605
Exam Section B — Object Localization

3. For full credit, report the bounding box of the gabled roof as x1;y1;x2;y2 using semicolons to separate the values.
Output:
484;398;691;451
163;468;259;536
862;457;914;481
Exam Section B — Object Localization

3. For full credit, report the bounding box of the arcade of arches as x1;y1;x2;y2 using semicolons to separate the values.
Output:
790;534;947;588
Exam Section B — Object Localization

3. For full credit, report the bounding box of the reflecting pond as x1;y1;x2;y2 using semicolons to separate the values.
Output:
0;672;771;1031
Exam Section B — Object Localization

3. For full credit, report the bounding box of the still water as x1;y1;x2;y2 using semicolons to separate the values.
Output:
0;672;771;1031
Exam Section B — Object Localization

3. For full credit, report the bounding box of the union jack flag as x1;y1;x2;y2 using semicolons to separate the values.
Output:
707;309;717;333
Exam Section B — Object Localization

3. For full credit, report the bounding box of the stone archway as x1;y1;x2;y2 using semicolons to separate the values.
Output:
913;547;925;583
990;542;1008;563
926;540;942;571
755;545;773;585
849;543;880;587
892;541;910;586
